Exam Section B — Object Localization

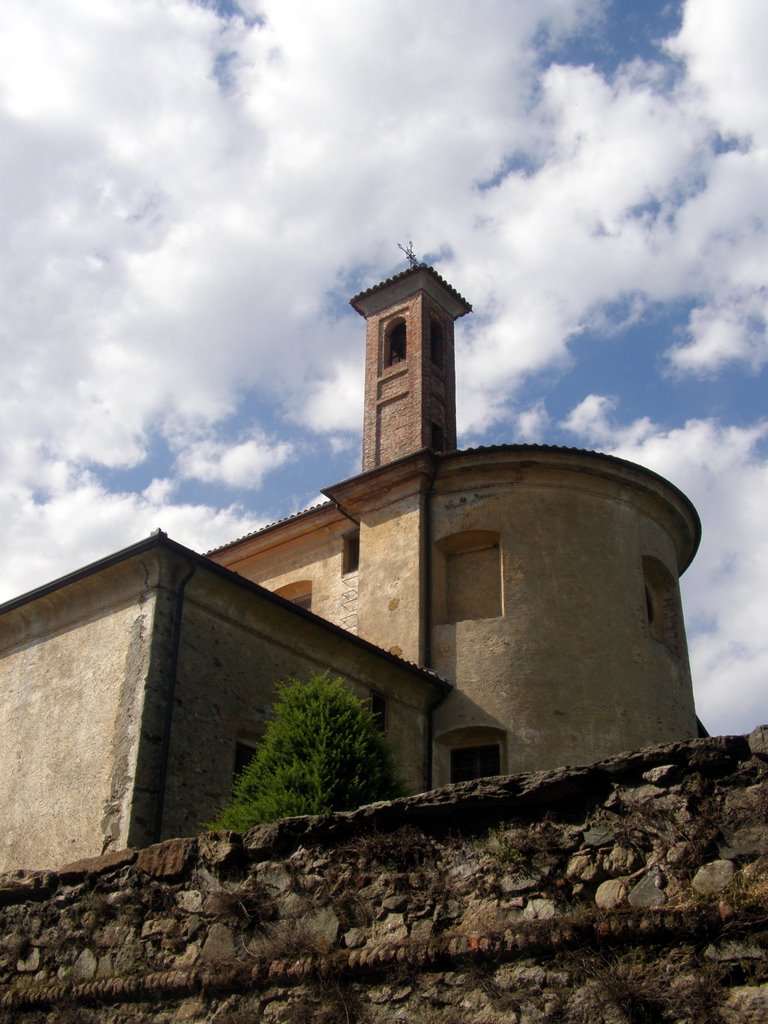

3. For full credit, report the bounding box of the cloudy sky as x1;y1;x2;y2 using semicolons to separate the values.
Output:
1;0;766;735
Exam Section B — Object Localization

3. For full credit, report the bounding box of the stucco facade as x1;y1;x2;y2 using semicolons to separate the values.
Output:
0;536;445;873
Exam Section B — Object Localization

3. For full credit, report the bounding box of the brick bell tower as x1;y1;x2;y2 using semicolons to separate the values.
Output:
350;263;472;471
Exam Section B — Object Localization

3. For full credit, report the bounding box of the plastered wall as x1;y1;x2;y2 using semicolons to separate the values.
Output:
0;561;162;873
430;451;698;783
161;570;438;839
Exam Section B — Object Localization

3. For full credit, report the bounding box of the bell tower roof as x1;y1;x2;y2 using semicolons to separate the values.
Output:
350;263;472;320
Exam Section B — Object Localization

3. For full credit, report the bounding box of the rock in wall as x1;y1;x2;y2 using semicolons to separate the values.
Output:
1;730;767;1023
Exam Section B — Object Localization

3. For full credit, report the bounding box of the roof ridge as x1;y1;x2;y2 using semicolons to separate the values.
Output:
350;262;471;312
204;500;334;556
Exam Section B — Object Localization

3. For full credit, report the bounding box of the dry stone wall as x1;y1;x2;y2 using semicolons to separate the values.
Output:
1;731;767;1023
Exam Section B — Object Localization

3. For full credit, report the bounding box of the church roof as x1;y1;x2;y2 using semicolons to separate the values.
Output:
209;442;701;568
205;501;334;556
0;531;449;691
349;262;472;316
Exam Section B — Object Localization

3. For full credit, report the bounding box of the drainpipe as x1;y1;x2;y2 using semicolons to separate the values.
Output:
152;561;197;843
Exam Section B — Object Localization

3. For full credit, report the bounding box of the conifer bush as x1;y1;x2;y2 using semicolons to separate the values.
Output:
210;673;404;830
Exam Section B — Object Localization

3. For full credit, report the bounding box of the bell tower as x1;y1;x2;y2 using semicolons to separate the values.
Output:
351;264;472;472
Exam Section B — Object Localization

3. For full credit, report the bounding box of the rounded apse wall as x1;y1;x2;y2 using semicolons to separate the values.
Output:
428;446;700;783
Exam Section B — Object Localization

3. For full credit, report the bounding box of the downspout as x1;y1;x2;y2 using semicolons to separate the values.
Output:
152;561;197;843
424;453;449;789
329;498;360;528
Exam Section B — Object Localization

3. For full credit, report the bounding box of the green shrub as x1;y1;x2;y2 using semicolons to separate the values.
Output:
209;673;404;829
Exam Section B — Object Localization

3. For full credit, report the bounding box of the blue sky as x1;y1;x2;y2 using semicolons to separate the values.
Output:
1;0;766;734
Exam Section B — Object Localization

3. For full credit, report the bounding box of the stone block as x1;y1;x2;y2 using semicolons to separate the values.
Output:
176;889;203;914
523;898;557;920
595;878;628;910
719;827;767;860
642;764;682;786
0;872;55;907
604;845;643;876
71;947;98;981
567;851;604;883
58;848;136;881
305;906;340;945
198;831;244;869
582;826;615;847
628;868;666;908
748;725;768;761
722;983;768;1024
137;838;196;879
704;940;765;962
201;922;235;961
692;859;735;895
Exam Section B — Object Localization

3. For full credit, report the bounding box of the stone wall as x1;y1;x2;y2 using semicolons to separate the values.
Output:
1;730;767;1023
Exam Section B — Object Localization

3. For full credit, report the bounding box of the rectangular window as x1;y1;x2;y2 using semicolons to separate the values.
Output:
370;691;387;732
234;741;257;780
450;745;500;783
343;530;360;574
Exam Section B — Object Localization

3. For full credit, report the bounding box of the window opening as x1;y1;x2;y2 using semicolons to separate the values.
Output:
642;556;681;656
343;530;360;574
234;741;257;780
645;586;655;626
370;691;387;732
435;531;502;624
450;745;500;783
386;321;407;366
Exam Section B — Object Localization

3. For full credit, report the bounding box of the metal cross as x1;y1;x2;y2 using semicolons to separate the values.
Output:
398;241;420;267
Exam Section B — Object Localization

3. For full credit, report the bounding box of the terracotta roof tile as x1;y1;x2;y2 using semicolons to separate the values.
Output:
349;262;471;313
205;500;334;556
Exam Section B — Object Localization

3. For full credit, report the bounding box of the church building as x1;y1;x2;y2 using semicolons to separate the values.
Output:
0;263;701;873
210;262;701;784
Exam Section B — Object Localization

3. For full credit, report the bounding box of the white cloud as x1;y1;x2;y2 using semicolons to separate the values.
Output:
668;0;768;144
176;432;294;488
297;357;365;435
0;469;263;603
515;401;551;443
560;395;657;448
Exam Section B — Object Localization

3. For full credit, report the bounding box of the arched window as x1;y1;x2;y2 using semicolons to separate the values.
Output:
430;318;444;366
434;530;502;624
385;319;407;366
642;557;682;657
274;580;312;611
